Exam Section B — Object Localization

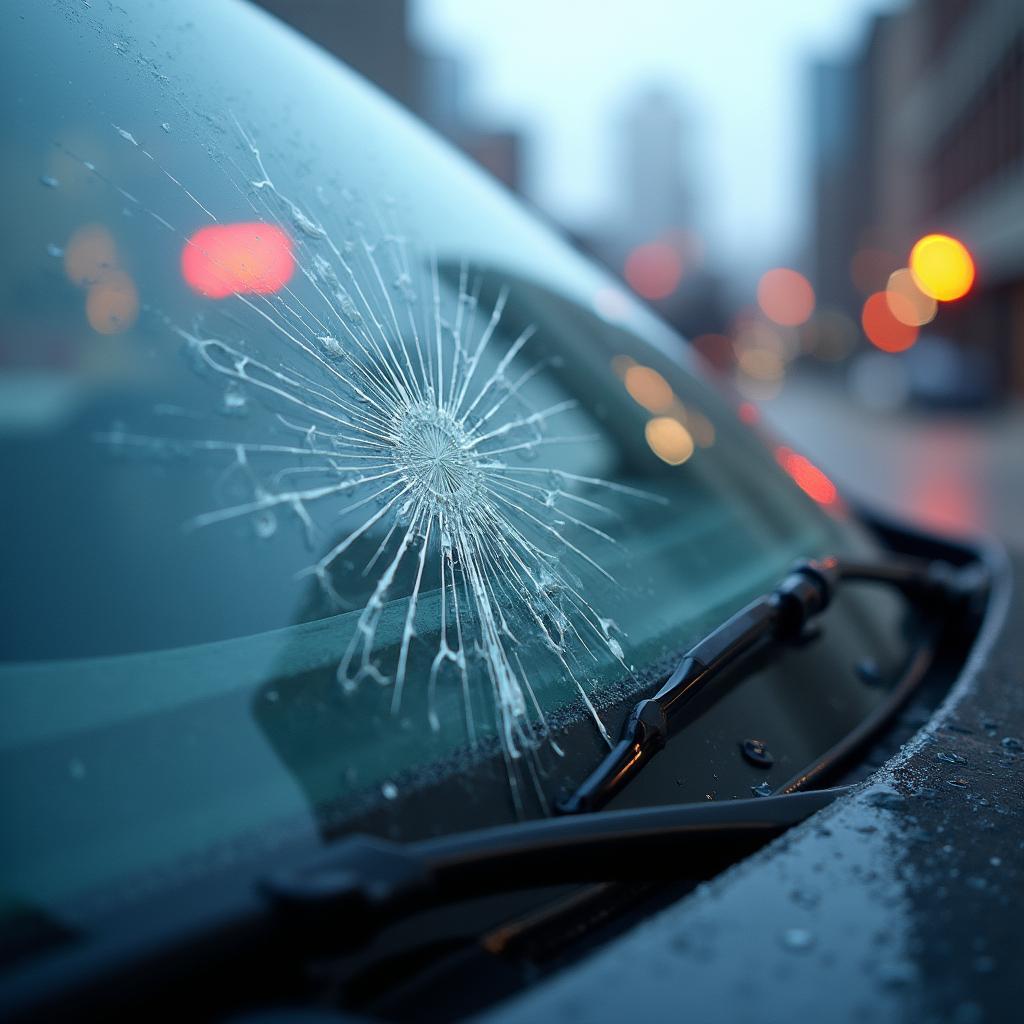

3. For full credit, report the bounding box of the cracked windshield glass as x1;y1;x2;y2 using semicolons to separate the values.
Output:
0;1;860;912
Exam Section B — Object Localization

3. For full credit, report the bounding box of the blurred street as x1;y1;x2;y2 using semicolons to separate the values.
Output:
250;0;1024;551
766;375;1024;548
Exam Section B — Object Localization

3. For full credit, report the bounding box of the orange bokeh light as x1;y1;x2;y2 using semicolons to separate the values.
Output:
624;364;674;413
885;268;936;327
182;222;295;299
624;242;683;300
64;224;118;286
775;446;838;506
757;268;815;327
909;233;975;302
86;270;139;334
861;291;918;353
645;416;694;465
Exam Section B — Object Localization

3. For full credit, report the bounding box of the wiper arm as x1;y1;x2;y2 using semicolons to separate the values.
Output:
561;555;987;814
262;787;848;944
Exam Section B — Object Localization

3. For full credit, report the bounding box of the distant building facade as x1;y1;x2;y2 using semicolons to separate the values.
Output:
809;0;1024;396
252;0;524;193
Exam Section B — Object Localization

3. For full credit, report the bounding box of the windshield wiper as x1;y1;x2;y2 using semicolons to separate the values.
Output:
262;787;848;943
561;555;987;814
261;553;985;946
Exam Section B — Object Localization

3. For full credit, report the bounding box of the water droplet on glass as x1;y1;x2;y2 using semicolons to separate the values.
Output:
866;789;905;810
937;750;967;764
780;927;815;952
381;781;398;801
39;175;59;189
222;382;248;415
46;243;64;258
1001;736;1022;751
855;657;883;685
113;124;138;146
161;122;171;133
254;510;277;539
751;781;773;798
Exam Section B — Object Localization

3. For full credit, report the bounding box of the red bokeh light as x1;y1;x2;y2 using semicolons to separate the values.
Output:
861;291;918;353
757;268;815;327
182;222;295;299
737;401;760;425
775;445;838;506
624;242;683;300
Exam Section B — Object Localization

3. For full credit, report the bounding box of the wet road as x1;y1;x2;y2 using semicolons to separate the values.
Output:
763;376;1024;551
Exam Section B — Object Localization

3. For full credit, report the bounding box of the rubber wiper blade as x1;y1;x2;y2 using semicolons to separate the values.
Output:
261;787;849;945
561;555;986;815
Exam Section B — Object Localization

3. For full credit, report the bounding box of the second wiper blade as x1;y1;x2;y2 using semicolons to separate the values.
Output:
262;787;848;945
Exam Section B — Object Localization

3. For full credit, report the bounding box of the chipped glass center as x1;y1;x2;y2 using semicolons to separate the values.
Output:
393;402;482;509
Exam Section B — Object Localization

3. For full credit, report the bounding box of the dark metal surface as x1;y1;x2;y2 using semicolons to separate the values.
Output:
479;541;1022;1024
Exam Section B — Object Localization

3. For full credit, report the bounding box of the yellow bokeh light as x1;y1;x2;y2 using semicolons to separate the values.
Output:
885;268;937;326
645;417;694;465
909;234;975;302
624;364;674;413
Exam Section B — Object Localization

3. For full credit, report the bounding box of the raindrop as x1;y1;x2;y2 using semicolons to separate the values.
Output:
1001;736;1022;751
865;789;905;810
937;751;967;764
381;781;398;801
222;381;248;415
790;888;820;910
947;777;969;789
113;124;138;146
46;243;64;258
751;781;773;798
161;122;171;133
780;927;815;952
39;175;59;189
254;510;277;539
855;657;883;685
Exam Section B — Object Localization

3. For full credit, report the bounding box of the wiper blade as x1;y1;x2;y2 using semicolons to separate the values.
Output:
561;555;987;814
262;787;848;943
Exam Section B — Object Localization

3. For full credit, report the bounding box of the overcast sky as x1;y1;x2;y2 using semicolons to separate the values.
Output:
415;0;900;284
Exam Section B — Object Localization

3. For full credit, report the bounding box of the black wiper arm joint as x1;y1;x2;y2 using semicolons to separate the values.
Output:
561;555;983;815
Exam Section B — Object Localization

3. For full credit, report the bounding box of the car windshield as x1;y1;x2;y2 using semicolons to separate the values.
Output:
0;0;876;918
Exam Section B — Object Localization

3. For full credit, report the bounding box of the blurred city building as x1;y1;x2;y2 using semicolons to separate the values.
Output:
579;88;730;340
809;0;1024;401
252;0;523;189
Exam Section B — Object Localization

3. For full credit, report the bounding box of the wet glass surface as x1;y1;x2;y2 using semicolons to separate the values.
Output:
0;1;897;916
